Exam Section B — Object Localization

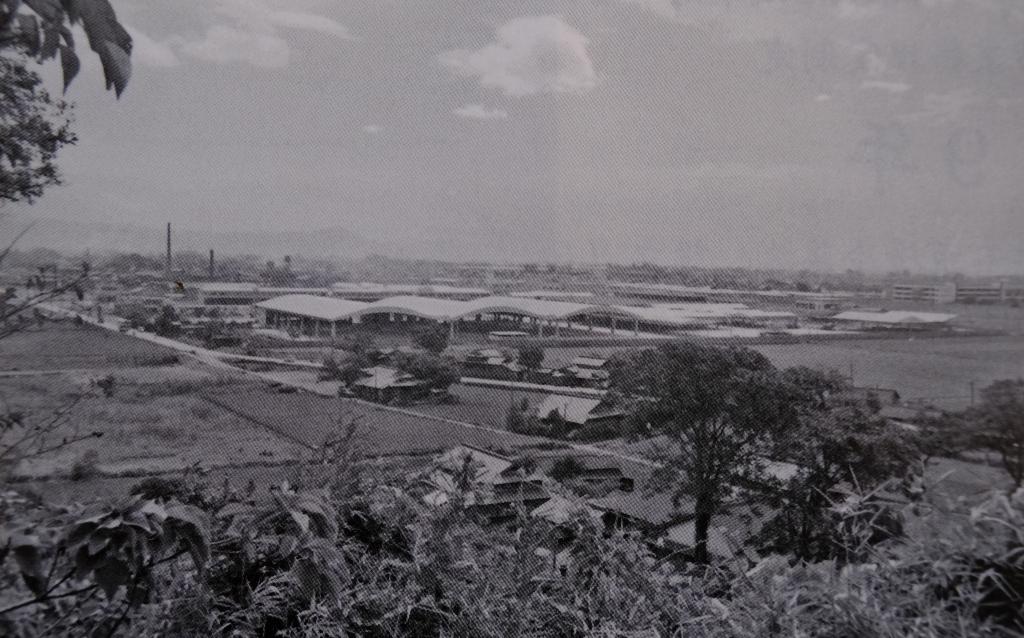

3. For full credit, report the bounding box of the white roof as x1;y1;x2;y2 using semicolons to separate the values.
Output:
833;310;956;324
463;295;632;321
536;394;603;425
511;290;596;300
531;495;600;524
353;366;421;389
432;445;513;486
332;282;490;296
255;294;368;321
622;303;797;326
356;295;469;321
571;356;608;368
195;282;261;293
254;293;793;326
197;283;330;295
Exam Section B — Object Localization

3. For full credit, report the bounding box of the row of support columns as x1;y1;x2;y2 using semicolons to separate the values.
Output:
264;309;642;341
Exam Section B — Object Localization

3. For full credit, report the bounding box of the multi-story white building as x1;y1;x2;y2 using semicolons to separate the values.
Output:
889;282;957;304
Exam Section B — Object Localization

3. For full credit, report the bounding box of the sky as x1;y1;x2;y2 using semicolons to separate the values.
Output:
7;0;1024;275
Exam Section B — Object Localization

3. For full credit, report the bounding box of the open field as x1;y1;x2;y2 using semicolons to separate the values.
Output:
753;335;1024;409
406;383;553;429
16;455;428;506
0;364;306;479
540;334;1024;410
0;322;181;371
202;387;566;459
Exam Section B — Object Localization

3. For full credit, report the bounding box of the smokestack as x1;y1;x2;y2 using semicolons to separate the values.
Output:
165;223;172;280
209;249;215;280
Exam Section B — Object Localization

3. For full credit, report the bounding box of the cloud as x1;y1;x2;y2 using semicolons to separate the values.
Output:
439;15;597;97
453;103;509;120
814;93;832;102
126;26;180;67
901;89;980;124
181;25;290;68
362;124;382;134
861;80;912;94
178;0;351;68
836;1;883;20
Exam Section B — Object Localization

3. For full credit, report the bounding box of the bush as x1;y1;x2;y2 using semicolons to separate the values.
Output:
69;449;100;480
548;456;586;481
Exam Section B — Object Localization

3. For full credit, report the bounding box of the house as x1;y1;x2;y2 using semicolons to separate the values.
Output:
460;348;524;381
523;453;636;493
562;356;612;388
424;445;550;522
831;386;901;408
831;309;956;330
570;356;609;370
589;490;764;562
351;366;428;404
535;394;624;435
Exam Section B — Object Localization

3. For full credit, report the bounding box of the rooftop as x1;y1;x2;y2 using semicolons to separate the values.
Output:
535;395;605;425
832;310;957;324
255;294;369;321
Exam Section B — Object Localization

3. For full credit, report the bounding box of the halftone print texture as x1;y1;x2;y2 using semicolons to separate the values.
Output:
1;1;1023;635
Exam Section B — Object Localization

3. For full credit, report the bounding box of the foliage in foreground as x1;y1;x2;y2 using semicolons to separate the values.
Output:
1;472;1022;637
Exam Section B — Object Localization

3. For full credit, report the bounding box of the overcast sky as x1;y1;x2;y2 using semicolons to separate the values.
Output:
9;0;1024;274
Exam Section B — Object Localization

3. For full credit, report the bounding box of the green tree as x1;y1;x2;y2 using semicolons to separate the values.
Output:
2;0;133;95
413;323;449;354
974;379;1024;489
609;342;800;562
151;305;179;337
393;352;456;391
0;58;75;204
759;405;920;561
518;345;545;371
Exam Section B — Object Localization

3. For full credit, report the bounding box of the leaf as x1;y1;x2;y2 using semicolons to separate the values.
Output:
23;0;61;21
39;23;60;59
87;534;110;556
215;502;252;519
74;0;131;96
17;13;40;56
165;503;211;570
291;538;349;603
12;540;45;596
94;558;130;599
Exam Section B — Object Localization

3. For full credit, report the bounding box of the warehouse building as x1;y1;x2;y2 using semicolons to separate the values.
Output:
254;294;804;339
831;310;956;330
889;282;957;304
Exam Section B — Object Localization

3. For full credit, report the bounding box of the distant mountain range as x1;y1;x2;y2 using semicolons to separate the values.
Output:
4;214;389;259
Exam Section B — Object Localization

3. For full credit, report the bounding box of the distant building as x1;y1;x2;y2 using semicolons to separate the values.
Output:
889;282;957;304
955;282;1005;305
535;394;624;433
460;348;523;381
351;366;428;404
331;282;490;302
423;445;549;522
831;386;901;408
831;309;956;329
793;293;850;312
187;282;331;307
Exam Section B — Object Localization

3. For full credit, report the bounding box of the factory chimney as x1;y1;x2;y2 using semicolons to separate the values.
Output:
165;223;172;280
209;249;215;280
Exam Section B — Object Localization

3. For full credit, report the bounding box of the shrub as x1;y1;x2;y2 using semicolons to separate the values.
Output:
69;449;100;480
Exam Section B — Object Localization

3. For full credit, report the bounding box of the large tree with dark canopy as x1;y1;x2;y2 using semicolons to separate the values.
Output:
759;369;921;561
974;379;1024;489
609;342;801;562
0;57;75;203
2;0;133;204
